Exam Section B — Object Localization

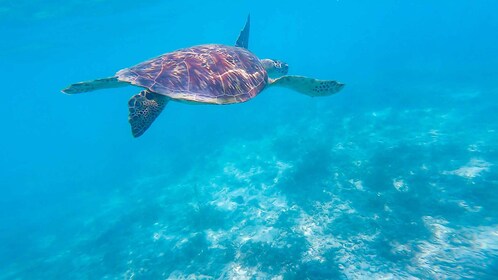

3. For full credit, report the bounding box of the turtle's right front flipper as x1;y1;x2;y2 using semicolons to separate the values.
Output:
62;77;127;94
235;14;250;49
128;90;168;138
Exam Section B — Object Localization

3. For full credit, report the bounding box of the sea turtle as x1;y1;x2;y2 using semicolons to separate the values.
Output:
62;15;345;137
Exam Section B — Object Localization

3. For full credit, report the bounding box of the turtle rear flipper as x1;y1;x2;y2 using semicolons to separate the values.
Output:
62;77;127;94
128;90;168;137
270;75;345;97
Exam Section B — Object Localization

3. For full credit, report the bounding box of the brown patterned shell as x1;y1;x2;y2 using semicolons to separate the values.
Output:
116;44;268;104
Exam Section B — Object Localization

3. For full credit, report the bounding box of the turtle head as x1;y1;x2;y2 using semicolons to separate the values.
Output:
261;58;289;78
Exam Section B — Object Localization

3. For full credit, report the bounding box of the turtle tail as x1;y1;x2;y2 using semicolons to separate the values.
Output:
61;77;127;94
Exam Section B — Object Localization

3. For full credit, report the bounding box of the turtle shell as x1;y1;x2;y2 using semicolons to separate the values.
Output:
116;44;268;104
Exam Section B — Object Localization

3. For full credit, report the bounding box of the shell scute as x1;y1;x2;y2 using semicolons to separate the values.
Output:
116;44;268;104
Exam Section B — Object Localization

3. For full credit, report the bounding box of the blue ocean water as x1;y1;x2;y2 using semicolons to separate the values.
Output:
2;0;498;278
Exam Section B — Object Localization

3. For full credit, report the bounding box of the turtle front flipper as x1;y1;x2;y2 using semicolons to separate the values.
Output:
128;90;168;137
269;75;345;97
235;14;250;49
62;77;127;94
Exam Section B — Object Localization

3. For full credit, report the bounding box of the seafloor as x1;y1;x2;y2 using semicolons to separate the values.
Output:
4;85;497;279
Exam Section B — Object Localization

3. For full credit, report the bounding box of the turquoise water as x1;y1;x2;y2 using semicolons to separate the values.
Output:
2;0;498;278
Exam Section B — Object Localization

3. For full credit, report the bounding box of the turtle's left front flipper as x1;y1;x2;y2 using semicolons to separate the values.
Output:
269;75;345;97
128;90;168;138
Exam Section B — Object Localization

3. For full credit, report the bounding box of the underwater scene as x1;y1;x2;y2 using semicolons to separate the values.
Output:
1;0;498;279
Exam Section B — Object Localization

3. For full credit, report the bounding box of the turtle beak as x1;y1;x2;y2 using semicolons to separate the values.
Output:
282;63;289;75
